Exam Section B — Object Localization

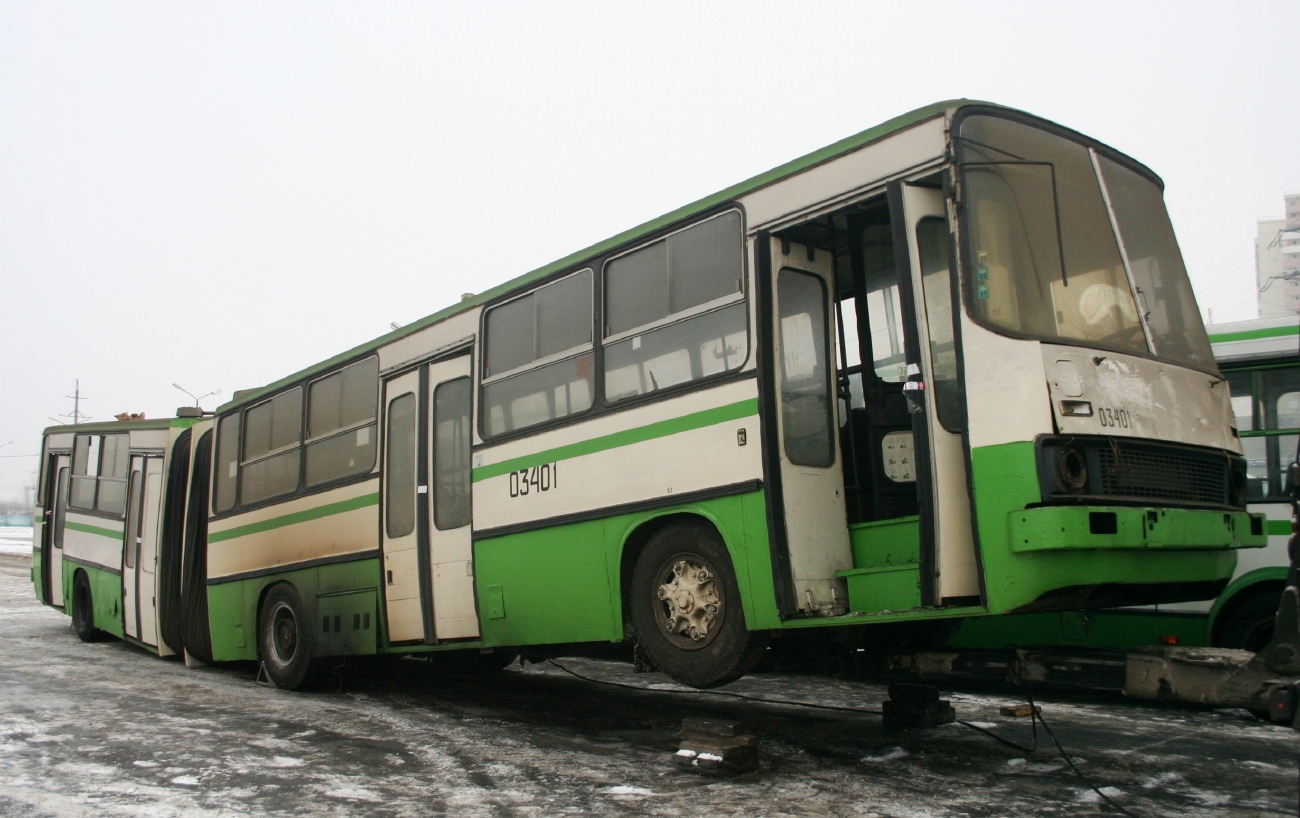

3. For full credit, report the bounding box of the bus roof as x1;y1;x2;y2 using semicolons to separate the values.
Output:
42;416;201;437
216;98;1020;414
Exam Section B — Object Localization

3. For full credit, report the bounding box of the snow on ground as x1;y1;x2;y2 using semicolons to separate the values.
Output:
0;550;1295;816
0;527;32;556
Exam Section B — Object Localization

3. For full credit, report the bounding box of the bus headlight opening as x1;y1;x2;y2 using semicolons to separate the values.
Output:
1057;448;1089;493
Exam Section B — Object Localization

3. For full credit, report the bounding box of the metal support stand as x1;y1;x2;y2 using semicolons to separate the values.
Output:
674;718;759;774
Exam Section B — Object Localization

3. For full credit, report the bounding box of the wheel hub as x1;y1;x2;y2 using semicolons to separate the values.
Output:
656;559;721;645
270;603;298;664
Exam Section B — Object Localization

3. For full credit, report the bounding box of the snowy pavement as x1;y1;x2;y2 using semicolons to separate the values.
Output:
0;551;1295;817
0;527;33;556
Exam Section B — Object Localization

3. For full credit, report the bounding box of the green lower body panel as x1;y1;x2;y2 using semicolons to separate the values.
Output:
473;491;777;647
1010;506;1266;552
59;562;125;640
947;609;1211;650
971;442;1246;616
206;557;381;662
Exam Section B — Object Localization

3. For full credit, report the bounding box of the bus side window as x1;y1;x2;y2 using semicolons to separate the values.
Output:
481;270;594;438
1260;367;1300;499
214;414;240;513
602;211;746;403
96;434;129;515
70;434;98;510
305;357;379;487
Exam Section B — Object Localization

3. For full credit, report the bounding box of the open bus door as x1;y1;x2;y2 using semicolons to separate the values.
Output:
764;180;981;618
891;181;980;606
381;354;480;644
41;453;70;608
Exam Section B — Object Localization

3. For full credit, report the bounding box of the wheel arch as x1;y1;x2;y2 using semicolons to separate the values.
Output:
1208;568;1287;646
615;507;754;639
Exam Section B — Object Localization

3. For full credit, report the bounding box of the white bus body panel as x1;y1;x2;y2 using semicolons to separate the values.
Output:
62;514;125;571
961;324;1055;450
1044;346;1238;452
473;379;762;533
206;479;379;581
379;309;479;376
742;117;947;232
127;428;170;451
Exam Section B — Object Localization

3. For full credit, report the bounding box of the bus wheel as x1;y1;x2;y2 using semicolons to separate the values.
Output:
259;583;315;690
630;522;768;689
1214;589;1281;653
72;572;102;643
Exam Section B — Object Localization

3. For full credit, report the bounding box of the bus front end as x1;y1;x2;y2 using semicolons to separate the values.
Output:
951;108;1264;615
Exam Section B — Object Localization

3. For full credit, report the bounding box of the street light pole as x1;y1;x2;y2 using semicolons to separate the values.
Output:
172;383;221;409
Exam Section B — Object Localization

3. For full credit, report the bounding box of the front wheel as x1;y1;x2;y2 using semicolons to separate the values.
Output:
72;572;102;643
259;583;315;690
1214;589;1281;653
630;522;768;688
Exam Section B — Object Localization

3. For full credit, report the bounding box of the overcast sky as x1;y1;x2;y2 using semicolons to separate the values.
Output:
2;1;1297;499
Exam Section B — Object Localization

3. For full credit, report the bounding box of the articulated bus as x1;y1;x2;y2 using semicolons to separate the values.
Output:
949;316;1298;653
33;100;1266;689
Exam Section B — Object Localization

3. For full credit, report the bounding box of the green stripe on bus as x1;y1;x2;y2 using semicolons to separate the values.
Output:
65;521;122;540
1209;325;1300;343
1269;520;1292;536
473;398;760;482
208;492;380;544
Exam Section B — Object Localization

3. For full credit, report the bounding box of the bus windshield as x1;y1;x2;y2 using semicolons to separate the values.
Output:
958;114;1214;373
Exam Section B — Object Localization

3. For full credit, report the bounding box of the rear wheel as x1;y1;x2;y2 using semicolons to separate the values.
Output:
630;521;768;688
72;572;102;643
259;583;315;690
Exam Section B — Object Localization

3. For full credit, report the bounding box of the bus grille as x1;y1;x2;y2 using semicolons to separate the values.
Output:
1037;435;1245;509
1095;442;1229;506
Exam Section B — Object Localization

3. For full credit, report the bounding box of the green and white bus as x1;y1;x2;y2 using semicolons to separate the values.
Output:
33;100;1266;689
949;316;1298;653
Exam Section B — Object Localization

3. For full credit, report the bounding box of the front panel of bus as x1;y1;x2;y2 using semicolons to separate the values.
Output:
951;108;1260;614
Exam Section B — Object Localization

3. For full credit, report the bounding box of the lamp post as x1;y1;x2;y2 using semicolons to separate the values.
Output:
173;383;221;409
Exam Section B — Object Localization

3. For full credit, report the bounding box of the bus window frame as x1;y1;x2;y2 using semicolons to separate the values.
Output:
950;106;1219;377
1227;359;1300;502
211;353;382;519
475;205;753;447
67;432;130;519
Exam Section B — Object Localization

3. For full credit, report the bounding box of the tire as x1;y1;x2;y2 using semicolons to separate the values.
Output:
630;521;768;689
259;583;315;690
72;572;102;643
1214;589;1281;653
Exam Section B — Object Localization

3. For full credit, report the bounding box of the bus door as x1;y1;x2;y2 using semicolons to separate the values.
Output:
41;453;71;608
893;181;979;604
769;237;853;616
123;455;164;645
381;354;479;644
